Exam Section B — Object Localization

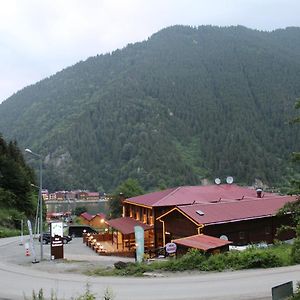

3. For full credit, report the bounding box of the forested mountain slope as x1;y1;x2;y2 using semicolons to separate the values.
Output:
0;25;300;192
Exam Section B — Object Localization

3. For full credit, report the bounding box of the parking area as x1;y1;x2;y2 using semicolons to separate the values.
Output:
0;236;134;274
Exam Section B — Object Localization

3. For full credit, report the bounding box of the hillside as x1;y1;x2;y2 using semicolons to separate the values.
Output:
0;25;300;192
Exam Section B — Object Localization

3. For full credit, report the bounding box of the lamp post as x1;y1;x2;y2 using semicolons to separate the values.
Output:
25;148;43;260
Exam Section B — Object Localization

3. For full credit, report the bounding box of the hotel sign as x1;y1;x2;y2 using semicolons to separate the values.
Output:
165;242;177;254
50;222;64;259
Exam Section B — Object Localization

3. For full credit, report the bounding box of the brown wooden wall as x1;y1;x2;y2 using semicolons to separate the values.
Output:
162;210;199;243
123;202;174;248
160;211;294;246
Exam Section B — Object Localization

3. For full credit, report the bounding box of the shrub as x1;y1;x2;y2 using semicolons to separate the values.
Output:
237;249;281;269
291;226;300;264
0;226;20;238
201;253;227;271
161;249;206;271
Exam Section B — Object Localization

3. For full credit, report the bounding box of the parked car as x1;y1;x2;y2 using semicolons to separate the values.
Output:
39;232;72;244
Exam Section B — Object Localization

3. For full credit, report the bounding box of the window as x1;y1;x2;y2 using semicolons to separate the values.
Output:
239;231;245;239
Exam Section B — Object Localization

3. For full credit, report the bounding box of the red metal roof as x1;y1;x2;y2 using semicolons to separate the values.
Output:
93;213;106;220
173;234;232;251
126;184;275;207
177;195;297;225
87;192;99;197
106;217;153;235
80;212;94;221
125;187;178;207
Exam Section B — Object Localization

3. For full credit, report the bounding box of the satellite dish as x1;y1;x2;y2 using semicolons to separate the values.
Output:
214;178;221;185
226;176;234;184
220;235;228;241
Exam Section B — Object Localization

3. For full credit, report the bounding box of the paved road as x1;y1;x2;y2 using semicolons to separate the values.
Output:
0;236;300;299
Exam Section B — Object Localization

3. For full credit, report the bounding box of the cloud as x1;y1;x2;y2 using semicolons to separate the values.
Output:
0;0;300;103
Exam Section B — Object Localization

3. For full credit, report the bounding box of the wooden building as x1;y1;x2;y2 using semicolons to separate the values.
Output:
173;234;232;255
105;217;153;251
79;212;94;225
157;195;296;246
79;212;107;230
89;213;107;230
120;184;296;249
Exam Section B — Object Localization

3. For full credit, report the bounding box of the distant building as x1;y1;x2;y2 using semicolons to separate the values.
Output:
79;212;107;230
86;192;100;201
41;189;49;201
79;212;94;225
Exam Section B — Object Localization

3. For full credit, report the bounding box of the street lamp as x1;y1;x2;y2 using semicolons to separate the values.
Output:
25;148;43;260
30;183;40;238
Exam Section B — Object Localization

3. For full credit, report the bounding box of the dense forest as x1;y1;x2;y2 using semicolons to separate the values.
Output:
0;25;300;192
0;135;36;235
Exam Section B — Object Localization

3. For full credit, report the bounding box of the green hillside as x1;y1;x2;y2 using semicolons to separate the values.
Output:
0;25;300;192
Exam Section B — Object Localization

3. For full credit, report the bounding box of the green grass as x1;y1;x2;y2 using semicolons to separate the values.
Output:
0;226;21;238
87;244;294;277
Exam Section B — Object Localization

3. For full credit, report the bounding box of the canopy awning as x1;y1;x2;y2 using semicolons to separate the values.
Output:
106;217;153;235
173;234;232;251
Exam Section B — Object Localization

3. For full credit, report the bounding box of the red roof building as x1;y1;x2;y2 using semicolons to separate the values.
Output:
125;184;275;207
173;234;232;254
121;184;297;248
79;212;94;225
104;217;153;251
157;194;297;246
79;212;108;229
106;217;152;235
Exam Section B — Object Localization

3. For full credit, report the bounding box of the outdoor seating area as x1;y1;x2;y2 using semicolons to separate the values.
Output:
83;232;135;257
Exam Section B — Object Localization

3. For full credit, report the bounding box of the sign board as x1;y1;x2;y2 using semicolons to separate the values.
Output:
272;281;293;300
51;222;63;237
51;235;64;259
165;242;177;254
50;222;64;259
134;226;144;263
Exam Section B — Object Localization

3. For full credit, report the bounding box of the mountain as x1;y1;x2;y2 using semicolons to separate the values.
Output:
0;25;300;192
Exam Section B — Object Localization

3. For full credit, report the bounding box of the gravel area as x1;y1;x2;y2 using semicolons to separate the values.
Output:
0;236;134;274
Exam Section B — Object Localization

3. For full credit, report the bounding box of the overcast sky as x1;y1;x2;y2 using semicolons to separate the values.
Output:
0;0;300;103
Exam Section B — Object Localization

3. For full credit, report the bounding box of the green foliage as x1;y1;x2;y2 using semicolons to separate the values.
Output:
88;245;292;277
288;99;300;195
291;225;300;263
162;249;206;271
0;208;25;230
109;178;144;218
0;226;21;238
0;135;36;219
232;248;281;269
1;26;300;191
279;99;300;254
75;284;96;300
74;206;87;216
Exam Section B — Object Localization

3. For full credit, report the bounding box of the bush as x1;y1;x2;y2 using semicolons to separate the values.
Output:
161;249;206;271
201;253;227;271
291;225;300;264
88;244;291;277
244;251;280;268
0;226;20;238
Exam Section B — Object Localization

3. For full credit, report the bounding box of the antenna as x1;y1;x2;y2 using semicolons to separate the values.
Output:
214;178;221;185
219;235;229;241
226;176;234;184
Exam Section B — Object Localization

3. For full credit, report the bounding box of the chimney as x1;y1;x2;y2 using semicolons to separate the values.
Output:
256;188;263;198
